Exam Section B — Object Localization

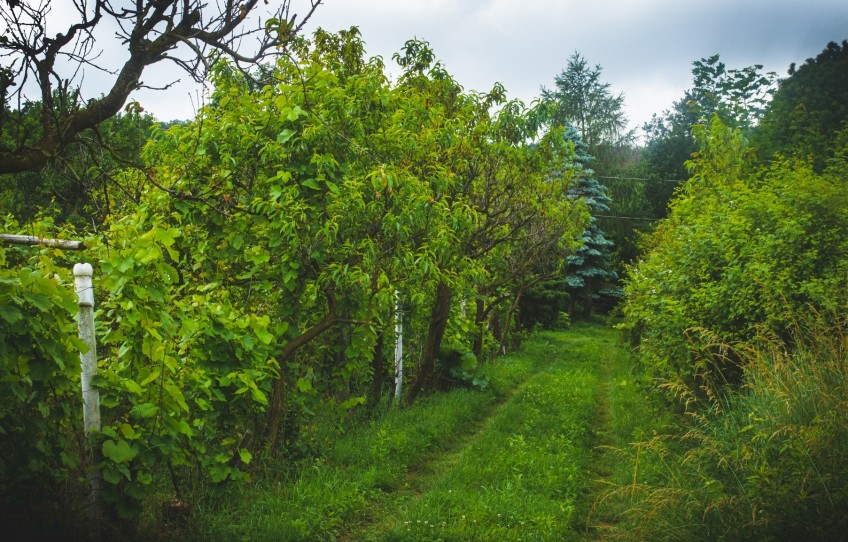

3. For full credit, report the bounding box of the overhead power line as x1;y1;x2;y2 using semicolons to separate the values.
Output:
594;214;662;222
597;175;682;184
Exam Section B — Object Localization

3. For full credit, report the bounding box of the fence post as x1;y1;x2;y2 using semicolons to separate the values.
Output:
393;290;404;403
74;263;102;536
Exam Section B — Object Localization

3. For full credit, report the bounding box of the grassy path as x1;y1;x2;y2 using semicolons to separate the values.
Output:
334;340;562;541
341;322;634;541
191;321;650;541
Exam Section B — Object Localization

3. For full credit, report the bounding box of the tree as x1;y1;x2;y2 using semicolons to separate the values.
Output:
0;0;321;174
388;41;586;402
753;40;848;172
638;55;776;219
540;52;635;175
687;54;776;130
0;109;159;225
561;125;618;317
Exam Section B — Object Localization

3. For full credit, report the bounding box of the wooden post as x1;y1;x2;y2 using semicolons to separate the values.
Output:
393;290;404;404
74;263;102;536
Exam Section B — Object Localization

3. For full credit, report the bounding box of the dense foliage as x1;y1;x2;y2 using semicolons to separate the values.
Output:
622;118;848;390
754;40;848;171
618;117;848;538
0;218;87;531
0;110;159;226
0;28;587;531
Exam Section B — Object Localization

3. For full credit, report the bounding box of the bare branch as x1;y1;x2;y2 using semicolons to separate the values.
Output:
0;0;323;174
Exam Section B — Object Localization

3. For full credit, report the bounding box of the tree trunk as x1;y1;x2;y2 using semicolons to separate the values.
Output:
406;281;452;405
267;295;338;454
472;297;486;359
499;287;525;354
369;331;386;409
266;355;291;456
472;291;512;360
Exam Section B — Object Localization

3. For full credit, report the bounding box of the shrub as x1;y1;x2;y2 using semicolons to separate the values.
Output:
621;118;848;392
611;312;848;540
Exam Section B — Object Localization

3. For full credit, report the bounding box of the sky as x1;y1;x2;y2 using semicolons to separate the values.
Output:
27;0;848;134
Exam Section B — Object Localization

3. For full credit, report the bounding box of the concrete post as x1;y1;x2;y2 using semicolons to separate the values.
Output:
393;290;404;403
74;263;102;537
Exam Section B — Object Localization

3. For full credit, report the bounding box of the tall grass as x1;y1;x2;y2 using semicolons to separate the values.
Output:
609;313;848;540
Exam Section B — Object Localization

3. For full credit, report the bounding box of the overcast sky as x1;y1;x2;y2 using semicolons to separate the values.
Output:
124;0;848;132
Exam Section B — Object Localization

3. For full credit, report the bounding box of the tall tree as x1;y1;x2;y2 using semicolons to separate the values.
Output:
540;52;636;175
0;0;321;174
561;124;618;316
638;55;776;219
753;40;848;172
687;54;776;130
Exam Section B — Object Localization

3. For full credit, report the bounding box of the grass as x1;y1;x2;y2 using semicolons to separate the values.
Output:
167;320;672;542
183;331;554;541
602;313;848;541
344;322;646;542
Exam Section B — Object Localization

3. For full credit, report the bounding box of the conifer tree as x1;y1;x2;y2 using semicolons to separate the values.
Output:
562;125;619;316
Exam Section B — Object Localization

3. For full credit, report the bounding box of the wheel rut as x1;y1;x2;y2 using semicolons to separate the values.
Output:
337;351;559;541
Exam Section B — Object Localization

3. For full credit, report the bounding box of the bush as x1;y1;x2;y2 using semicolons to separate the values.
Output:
0;218;88;536
620;118;848;392
611;313;848;541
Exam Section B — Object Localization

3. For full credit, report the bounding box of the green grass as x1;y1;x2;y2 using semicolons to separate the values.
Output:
346;323;633;542
604;314;848;541
175;322;664;542
184;333;552;541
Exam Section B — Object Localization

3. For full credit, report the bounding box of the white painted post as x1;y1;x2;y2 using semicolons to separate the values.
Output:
74;263;102;534
393;290;404;403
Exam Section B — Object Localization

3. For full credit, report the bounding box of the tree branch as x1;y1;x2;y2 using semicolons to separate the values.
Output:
0;0;322;174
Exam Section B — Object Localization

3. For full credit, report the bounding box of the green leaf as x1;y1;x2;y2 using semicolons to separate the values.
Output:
302;178;321;190
130;403;160;419
140;369;161;387
238;448;252;465
339;396;365;410
102;467;122;485
251;387;268;405
0;304;23;325
255;327;274;345
295;377;313;393
102;438;138;463
116;256;135;273
119;423;137;439
276;129;295;144
123;379;144;396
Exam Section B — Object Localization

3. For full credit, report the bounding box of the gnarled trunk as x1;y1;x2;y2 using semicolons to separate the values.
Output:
406;281;452;405
267;295;338;454
369;331;386;409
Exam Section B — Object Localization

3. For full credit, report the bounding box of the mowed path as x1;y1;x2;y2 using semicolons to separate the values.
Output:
340;322;627;542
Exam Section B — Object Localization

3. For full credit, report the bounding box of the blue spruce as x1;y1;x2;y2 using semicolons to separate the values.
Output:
563;125;620;316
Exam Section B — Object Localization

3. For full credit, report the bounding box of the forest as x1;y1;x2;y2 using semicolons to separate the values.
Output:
1;1;847;540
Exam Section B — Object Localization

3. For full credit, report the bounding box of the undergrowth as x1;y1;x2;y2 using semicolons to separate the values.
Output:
606;313;848;541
